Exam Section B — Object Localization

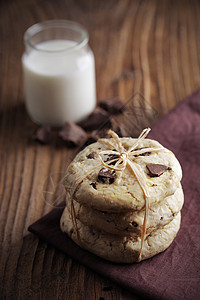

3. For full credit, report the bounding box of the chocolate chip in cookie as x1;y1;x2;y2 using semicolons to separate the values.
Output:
87;152;95;159
90;182;97;190
131;221;138;227
98;168;116;184
147;164;171;177
104;154;119;165
134;147;151;157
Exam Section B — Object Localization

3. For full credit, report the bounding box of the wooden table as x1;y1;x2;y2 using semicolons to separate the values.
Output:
1;0;200;299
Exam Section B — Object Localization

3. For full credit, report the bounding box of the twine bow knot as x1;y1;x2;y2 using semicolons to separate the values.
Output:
98;128;165;261
70;128;166;261
98;128;163;198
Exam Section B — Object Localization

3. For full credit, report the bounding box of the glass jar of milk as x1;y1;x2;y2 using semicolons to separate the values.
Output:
22;20;96;127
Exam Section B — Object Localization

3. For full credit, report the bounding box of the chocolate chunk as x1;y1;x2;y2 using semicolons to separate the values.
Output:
79;137;96;151
91;129;111;140
131;221;138;227
139;152;151;156
104;154;119;165
147;164;171;177
134;147;151;157
99;97;124;114
79;129;110;151
90;182;97;190
32;125;51;144
87;152;95;159
59;121;86;146
79;107;112;131
98;168;116;184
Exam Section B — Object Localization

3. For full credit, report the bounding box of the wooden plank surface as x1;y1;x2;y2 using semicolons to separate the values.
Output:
1;0;200;299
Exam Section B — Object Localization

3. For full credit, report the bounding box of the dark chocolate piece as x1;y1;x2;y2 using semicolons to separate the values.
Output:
147;164;171;177
32;125;51;144
58;121;86;147
87;152;95;159
90;182;97;190
91;129;111;140
99;97;124;114
79;107;112;131
79;137;96;151
104;154;119;165
79;129;110;151
98;168;116;184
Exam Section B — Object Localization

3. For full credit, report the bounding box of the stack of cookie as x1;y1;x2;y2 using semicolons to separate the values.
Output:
60;129;183;263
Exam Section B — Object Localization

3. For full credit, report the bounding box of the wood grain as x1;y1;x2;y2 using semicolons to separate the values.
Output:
1;0;200;299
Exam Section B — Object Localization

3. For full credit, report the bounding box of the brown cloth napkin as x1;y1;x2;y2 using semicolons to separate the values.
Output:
28;89;200;300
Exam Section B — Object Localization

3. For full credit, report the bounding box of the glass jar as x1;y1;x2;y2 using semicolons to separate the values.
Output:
22;20;96;127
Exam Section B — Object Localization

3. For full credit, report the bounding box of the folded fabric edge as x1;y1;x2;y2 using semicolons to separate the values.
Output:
28;203;162;300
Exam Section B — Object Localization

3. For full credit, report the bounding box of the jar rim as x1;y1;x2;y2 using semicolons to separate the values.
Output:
24;20;89;53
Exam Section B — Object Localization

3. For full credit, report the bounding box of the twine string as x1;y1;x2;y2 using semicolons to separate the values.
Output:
67;128;166;261
98;128;165;261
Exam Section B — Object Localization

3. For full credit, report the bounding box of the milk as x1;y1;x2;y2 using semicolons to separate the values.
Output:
22;40;96;127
